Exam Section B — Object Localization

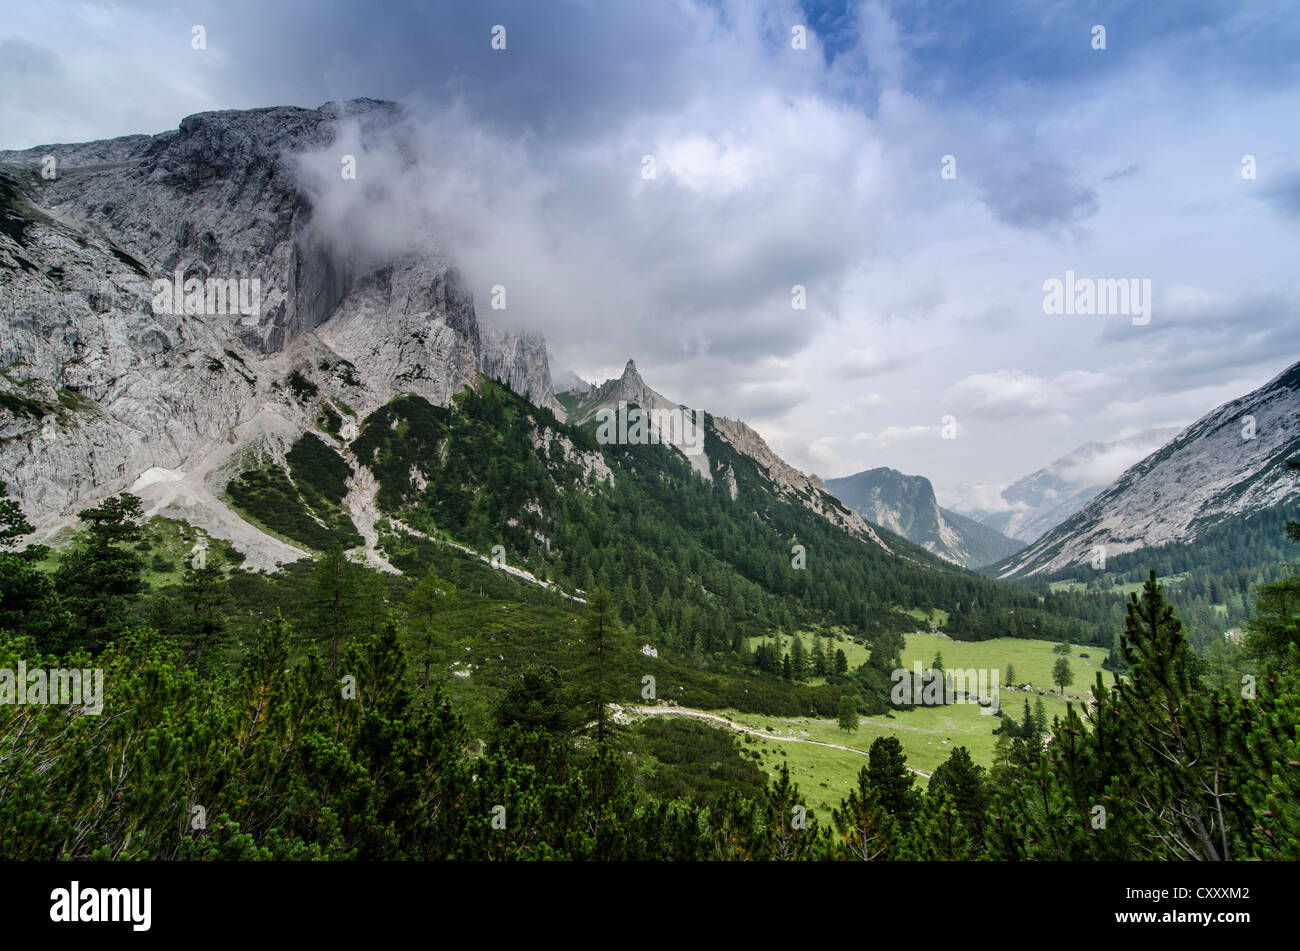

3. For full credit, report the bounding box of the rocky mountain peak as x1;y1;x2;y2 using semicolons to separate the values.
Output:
824;467;1022;568
0;101;559;529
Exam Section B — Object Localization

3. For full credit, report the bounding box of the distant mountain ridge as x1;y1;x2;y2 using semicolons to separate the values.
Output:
997;362;1300;578
552;370;591;394
825;467;1022;568
955;427;1182;543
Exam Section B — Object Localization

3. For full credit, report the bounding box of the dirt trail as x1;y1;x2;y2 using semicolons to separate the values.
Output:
624;704;931;778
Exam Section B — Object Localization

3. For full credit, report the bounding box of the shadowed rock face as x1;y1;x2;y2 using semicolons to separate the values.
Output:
0;99;557;526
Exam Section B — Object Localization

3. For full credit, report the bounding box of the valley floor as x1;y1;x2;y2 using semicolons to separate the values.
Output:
648;632;1106;816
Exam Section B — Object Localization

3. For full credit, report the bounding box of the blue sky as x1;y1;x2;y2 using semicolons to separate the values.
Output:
2;0;1298;508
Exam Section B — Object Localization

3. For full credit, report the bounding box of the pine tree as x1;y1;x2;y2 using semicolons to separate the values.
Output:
929;745;991;850
1018;699;1037;739
578;587;624;748
0;479;34;547
0;482;62;648
1245;573;1300;664
492;665;574;737
790;636;806;680
761;762;818;861
837;695;859;732
180;549;228;670
1106;571;1247;859
829;766;894;860
1052;656;1073;696
53;493;145;651
865;735;921;824
311;544;358;674
902;788;972;860
1033;696;1048;736
404;571;457;688
810;637;827;675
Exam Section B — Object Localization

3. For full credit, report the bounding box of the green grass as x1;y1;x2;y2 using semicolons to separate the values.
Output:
708;685;1086;815
742;629;1102;702
695;629;1114;806
745;732;875;818
904;606;949;628
1050;572;1190;596
901;632;1100;702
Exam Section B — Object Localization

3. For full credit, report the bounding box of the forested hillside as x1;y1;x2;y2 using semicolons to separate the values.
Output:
3;384;1299;861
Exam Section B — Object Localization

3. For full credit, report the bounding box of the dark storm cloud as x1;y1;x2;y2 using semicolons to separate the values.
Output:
977;158;1100;233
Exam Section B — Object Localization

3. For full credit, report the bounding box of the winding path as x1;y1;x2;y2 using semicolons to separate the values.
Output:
623;704;931;779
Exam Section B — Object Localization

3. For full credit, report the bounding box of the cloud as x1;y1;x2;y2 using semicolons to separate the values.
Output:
1056;443;1170;486
1259;169;1300;218
976;158;1100;233
943;481;1024;515
830;392;886;416
2;0;1297;497
838;347;903;379
948;369;1113;419
869;423;942;449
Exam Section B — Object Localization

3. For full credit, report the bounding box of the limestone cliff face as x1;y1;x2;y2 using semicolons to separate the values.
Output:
823;467;1023;568
480;325;565;418
0;99;557;532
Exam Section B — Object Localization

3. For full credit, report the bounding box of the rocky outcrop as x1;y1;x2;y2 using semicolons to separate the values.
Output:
480;324;565;418
0;100;559;547
565;359;712;481
824;467;1022;568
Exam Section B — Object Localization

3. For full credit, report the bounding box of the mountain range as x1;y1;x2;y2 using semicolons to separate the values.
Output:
0;100;560;563
823;468;1022;569
996;363;1300;577
3;98;1297;618
0;99;897;574
951;428;1182;544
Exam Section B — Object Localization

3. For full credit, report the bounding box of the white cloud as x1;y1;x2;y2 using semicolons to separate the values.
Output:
838;348;899;379
830;392;886;415
948;369;1114;418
